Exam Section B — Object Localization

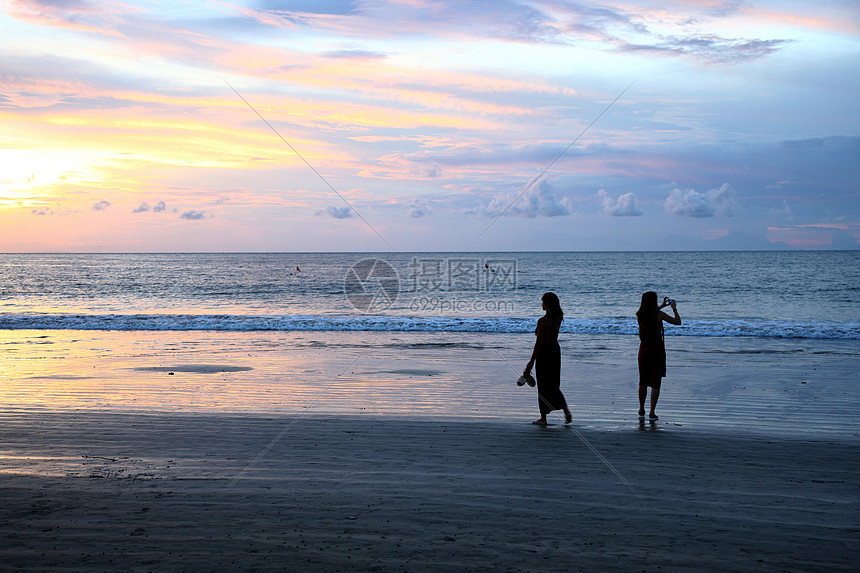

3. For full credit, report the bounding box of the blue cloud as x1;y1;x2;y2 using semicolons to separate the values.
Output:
665;183;737;218
473;179;571;219
324;205;354;219
599;190;643;217
181;210;206;220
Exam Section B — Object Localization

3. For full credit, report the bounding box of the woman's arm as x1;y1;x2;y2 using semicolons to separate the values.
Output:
659;301;682;326
525;318;546;373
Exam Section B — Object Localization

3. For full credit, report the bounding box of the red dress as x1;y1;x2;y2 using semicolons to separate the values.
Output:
637;311;665;388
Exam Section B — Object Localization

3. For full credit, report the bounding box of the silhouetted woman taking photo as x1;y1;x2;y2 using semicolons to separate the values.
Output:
636;291;681;420
525;292;572;426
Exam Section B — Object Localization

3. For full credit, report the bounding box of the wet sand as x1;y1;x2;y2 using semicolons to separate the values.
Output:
1;412;857;572
1;329;858;570
2;329;858;437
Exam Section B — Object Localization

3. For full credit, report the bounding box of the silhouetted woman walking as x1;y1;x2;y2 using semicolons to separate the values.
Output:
525;292;572;426
636;291;681;420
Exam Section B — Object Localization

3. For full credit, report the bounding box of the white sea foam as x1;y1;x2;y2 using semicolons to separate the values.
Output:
1;252;858;340
1;313;857;339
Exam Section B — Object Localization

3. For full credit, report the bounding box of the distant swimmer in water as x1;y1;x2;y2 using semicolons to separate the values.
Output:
296;266;301;272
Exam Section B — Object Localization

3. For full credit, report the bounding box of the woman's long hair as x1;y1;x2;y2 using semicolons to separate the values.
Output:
637;291;658;322
542;292;564;323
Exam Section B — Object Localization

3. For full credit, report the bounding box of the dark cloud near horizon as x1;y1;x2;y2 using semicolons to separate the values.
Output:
407;199;431;219
180;209;206;220
599;190;643;216
665;183;738;218
92;200;110;211
133;201;167;213
320;205;354;219
470;179;571;219
687;136;860;201
422;136;859;217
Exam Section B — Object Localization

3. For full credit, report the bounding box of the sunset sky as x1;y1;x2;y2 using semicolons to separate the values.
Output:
2;0;858;252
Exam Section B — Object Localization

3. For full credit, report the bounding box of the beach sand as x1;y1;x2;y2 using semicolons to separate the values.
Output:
1;329;858;571
1;413;857;572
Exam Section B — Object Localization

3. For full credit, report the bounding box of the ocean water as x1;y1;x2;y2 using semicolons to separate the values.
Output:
0;251;858;340
1;251;858;435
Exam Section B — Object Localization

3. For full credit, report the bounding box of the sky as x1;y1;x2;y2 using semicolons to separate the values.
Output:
1;0;859;252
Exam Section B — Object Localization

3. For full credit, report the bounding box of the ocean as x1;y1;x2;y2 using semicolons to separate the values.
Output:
1;251;858;340
1;251;858;435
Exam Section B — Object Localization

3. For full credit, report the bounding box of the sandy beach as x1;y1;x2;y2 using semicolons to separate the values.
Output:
1;329;859;571
1;412;858;572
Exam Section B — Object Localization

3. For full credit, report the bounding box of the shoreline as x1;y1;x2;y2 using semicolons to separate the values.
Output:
2;328;858;440
2;411;858;571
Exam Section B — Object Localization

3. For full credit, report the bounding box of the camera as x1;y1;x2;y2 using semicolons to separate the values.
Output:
667;299;675;306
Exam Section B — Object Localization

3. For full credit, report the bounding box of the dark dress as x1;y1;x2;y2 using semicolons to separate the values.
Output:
637;310;665;388
535;316;567;415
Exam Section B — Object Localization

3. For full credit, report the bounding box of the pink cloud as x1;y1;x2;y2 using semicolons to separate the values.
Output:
767;225;860;248
7;0;129;38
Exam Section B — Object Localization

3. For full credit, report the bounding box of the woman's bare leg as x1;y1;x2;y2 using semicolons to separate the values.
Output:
649;386;660;418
